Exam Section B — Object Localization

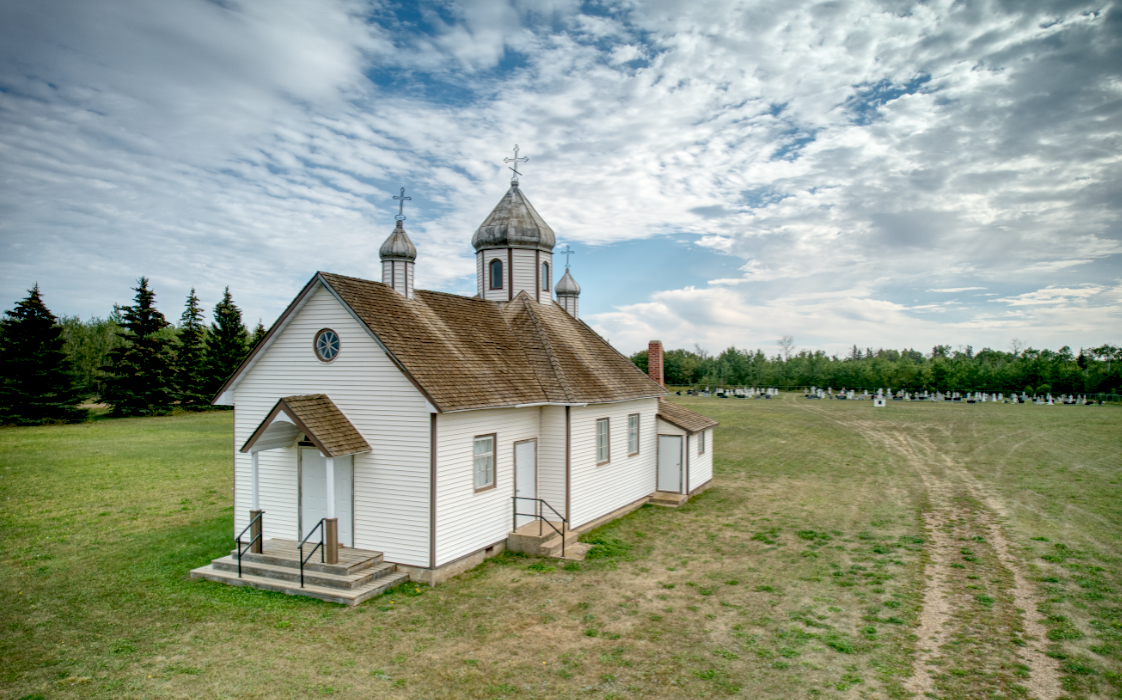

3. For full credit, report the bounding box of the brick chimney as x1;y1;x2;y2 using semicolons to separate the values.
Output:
648;340;664;387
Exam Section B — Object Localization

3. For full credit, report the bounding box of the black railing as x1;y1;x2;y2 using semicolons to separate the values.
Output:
235;511;264;578
298;518;326;588
512;497;568;558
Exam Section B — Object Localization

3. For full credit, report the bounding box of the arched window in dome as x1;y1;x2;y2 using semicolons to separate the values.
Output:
489;258;503;289
541;262;550;291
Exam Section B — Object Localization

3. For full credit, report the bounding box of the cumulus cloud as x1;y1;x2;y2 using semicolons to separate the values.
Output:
0;0;1119;353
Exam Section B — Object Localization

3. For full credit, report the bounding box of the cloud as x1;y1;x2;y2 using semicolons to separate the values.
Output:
0;0;1119;354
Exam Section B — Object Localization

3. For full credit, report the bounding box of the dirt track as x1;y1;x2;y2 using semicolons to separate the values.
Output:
795;404;1061;699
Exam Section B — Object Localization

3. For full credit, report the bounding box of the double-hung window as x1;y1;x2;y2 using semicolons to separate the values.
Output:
474;435;495;491
699;429;706;455
596;418;610;464
627;413;640;455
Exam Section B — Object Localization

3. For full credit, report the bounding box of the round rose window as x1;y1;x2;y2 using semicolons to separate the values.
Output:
314;329;339;362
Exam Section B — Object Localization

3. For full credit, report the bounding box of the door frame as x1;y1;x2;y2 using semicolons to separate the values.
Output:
513;438;539;524
298;446;355;547
656;433;684;494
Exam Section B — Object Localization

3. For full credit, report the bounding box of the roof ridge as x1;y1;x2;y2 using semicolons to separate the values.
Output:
515;295;578;403
574;316;669;393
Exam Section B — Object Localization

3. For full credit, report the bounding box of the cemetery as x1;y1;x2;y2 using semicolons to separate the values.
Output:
676;385;1113;407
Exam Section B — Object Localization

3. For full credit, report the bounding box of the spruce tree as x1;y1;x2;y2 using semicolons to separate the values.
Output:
205;287;249;397
102;277;176;416
0;285;89;424
251;319;267;348
176;288;209;410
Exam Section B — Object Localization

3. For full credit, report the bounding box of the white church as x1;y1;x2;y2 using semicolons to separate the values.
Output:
191;160;718;603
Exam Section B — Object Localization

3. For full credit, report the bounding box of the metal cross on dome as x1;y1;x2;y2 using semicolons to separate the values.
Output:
504;144;529;182
560;244;575;268
393;187;411;221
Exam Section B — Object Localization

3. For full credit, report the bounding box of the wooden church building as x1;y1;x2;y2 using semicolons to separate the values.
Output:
191;167;718;602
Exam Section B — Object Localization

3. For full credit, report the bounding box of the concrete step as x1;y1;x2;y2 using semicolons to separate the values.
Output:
211;556;396;590
649;491;689;508
190;564;409;606
228;544;381;576
540;538;593;561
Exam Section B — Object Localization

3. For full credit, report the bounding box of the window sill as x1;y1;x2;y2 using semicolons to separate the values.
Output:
628;451;639;457
474;483;496;493
597;460;611;466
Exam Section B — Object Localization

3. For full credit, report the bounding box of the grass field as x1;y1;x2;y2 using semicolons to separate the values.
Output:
1;397;1119;700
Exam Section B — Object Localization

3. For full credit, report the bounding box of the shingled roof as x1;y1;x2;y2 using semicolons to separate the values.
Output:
657;400;720;434
301;273;666;412
242;394;371;457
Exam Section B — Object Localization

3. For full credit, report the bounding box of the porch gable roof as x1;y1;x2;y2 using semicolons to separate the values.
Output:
656;400;719;435
241;394;371;457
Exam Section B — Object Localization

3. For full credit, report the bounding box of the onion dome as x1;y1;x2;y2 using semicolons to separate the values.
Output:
471;183;555;253
555;269;581;296
379;220;417;261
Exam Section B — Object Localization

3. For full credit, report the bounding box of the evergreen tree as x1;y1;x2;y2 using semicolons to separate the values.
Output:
0;285;89;424
205;287;249;396
251;319;267;348
176;288;209;410
101;277;176;416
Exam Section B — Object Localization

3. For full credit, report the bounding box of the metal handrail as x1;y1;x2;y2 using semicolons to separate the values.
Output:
298;518;326;588
235;511;264;578
512;496;568;558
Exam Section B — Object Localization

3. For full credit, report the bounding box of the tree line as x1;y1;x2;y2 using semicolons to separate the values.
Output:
631;340;1122;396
0;279;265;425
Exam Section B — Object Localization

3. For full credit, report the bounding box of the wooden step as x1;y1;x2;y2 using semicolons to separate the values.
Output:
649;491;689;507
190;564;409;606
228;543;381;576
210;556;396;590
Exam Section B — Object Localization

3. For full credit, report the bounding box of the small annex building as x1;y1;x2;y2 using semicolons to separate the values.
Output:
191;172;718;598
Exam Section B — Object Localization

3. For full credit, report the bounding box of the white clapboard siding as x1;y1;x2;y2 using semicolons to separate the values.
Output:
476;252;484;297
232;282;432;567
689;428;713;493
435;406;539;566
539;253;554;301
511;249;537;298
481;250;508;302
568;399;659;529
537;406;566;518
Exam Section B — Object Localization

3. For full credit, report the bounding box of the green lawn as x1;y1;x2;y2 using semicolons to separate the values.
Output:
1;398;1119;699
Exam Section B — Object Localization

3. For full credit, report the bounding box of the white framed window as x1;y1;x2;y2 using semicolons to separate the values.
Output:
628;413;640;455
474;434;495;491
596;418;610;464
699;429;706;455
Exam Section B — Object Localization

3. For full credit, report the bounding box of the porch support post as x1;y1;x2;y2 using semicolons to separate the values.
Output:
324;454;338;564
251;451;260;511
250;509;263;554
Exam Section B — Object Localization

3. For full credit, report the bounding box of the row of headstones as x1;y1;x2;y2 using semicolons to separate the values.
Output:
682;387;781;399
804;387;1096;405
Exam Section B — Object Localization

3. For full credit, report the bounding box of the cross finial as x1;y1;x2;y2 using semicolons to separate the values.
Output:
503;144;529;183
393;187;412;221
560;244;575;269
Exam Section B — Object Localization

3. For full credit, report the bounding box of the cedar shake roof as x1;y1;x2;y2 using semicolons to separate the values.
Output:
657;400;720;434
318;273;667;412
243;394;370;457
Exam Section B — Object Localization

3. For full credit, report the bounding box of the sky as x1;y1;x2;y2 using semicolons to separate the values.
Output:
1;0;1120;357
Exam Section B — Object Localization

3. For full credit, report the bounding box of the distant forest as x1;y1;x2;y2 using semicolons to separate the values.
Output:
0;279;264;424
629;342;1122;396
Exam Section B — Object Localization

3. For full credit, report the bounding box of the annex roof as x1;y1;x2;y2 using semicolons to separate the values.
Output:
241;394;371;457
656;400;720;434
214;273;667;413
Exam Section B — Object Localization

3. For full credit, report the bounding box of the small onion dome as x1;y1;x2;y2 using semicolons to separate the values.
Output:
555;269;581;296
379;220;417;261
471;183;555;253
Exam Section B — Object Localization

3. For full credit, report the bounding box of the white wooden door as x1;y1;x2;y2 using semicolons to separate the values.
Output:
300;449;353;547
657;436;683;493
514;440;537;529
